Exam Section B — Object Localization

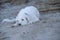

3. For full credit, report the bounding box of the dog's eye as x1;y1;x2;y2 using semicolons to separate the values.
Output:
22;19;24;21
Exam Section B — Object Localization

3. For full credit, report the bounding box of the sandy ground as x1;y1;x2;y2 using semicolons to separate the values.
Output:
0;10;60;40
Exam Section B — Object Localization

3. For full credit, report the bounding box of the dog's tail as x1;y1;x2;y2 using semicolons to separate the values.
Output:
2;18;16;23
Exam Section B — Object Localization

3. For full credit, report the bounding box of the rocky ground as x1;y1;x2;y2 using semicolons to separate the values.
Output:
0;9;60;40
0;0;60;40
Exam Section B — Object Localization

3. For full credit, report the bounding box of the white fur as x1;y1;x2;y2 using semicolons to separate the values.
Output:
2;6;40;26
2;18;16;23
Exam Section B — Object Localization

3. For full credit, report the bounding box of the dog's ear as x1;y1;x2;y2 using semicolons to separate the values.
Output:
25;13;29;16
25;17;29;23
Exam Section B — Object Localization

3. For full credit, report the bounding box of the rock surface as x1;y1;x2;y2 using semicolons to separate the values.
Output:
0;12;60;40
0;0;60;40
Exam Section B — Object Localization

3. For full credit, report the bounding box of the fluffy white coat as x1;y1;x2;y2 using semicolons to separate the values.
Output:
2;6;40;26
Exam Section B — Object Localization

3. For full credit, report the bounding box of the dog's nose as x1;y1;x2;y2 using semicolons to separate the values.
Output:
18;23;21;26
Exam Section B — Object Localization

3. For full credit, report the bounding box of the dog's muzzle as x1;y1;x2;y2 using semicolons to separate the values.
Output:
18;23;21;26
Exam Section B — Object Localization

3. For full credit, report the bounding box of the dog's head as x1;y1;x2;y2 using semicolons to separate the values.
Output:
14;16;29;26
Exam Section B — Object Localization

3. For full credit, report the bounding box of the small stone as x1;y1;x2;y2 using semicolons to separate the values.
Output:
23;32;25;34
0;32;1;33
11;26;15;28
42;21;46;23
27;32;29;33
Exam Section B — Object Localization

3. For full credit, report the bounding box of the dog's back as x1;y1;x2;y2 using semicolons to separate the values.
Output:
24;6;40;18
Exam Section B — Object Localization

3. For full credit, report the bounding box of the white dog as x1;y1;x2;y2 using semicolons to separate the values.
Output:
2;6;40;26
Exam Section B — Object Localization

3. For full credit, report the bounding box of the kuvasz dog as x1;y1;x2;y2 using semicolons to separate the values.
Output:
2;6;40;26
